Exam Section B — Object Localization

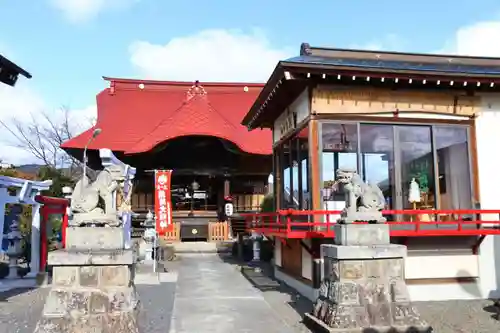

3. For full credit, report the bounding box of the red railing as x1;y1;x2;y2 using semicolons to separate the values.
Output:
241;209;500;238
35;195;69;272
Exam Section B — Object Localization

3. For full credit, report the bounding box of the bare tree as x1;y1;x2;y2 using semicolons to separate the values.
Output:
0;106;91;177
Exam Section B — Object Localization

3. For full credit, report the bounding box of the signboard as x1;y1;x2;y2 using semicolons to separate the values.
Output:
272;89;310;143
154;170;173;235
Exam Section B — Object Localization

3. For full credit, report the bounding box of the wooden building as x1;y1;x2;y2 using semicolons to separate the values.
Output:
61;78;272;241
243;43;500;302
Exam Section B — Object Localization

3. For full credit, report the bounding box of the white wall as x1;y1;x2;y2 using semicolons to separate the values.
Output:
405;255;478;280
474;94;500;299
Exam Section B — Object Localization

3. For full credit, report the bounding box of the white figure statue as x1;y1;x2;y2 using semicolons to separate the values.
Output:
409;178;421;207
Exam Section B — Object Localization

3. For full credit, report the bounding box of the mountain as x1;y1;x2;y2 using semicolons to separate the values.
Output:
15;164;43;175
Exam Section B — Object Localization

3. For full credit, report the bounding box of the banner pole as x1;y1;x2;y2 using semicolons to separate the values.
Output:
153;169;158;274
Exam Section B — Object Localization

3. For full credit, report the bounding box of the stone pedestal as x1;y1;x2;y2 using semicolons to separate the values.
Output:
305;224;431;333
33;227;140;333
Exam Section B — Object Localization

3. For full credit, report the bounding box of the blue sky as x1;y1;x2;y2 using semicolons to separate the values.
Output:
1;0;500;163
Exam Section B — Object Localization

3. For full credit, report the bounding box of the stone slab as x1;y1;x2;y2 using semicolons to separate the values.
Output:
48;249;134;266
321;244;407;260
334;223;390;246
65;227;125;250
304;313;432;333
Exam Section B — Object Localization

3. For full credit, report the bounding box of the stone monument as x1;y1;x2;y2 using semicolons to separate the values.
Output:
304;168;432;333
33;161;140;332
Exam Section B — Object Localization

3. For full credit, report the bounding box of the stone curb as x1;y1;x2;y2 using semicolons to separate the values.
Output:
303;313;434;333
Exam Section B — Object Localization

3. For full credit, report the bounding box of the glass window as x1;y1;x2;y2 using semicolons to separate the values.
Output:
292;146;299;207
434;126;472;209
298;127;310;209
281;143;292;208
398;126;435;210
360;124;394;209
321;123;358;207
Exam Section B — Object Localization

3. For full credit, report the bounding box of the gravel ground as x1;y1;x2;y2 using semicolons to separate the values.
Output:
237;259;500;333
1;265;500;333
0;282;176;333
136;282;176;333
416;299;500;333
0;287;48;333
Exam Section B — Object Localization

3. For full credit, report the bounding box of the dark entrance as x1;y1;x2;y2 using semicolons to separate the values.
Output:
127;135;271;241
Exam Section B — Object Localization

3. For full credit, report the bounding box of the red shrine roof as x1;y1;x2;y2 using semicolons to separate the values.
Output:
61;77;271;155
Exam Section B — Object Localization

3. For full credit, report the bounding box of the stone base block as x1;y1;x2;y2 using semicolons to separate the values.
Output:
321;244;407;261
65;227;125;250
34;262;140;333
333;224;390;246
304;313;431;333
35;312;139;333
48;249;134;266
338;211;387;225
311;244;431;332
34;286;140;333
69;213;121;227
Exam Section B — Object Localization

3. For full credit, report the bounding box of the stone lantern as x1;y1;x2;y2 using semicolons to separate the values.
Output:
139;210;157;262
4;214;23;279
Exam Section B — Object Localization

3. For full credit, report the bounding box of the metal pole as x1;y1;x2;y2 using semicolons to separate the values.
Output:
153;170;158;273
153;217;158;273
82;128;101;188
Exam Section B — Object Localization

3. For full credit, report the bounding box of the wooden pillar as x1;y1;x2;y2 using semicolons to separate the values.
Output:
309;119;321;211
309;119;323;289
224;179;230;197
470;118;480;204
40;208;49;273
275;148;283;210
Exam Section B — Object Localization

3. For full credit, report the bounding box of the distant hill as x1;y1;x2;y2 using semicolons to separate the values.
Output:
15;164;42;175
7;163;89;181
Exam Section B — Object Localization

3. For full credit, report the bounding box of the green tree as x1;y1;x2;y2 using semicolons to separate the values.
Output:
260;194;275;212
37;166;74;197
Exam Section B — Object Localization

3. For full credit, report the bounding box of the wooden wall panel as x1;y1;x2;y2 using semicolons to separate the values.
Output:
281;239;303;278
312;87;480;116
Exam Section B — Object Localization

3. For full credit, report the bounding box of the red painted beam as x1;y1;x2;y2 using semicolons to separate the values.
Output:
244;209;500;239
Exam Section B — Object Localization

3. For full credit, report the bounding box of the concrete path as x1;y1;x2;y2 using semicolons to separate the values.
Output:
168;253;293;333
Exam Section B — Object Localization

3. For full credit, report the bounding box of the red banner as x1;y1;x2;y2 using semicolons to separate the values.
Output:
154;170;173;235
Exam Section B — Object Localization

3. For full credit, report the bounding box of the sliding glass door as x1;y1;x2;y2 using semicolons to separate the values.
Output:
359;124;435;212
359;124;396;210
395;125;435;211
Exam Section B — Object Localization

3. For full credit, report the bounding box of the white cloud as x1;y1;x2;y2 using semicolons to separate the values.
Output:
49;0;138;24
350;34;407;52
129;29;293;82
441;20;500;56
0;83;97;165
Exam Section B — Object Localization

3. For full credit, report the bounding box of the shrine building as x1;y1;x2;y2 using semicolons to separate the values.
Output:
0;54;31;87
242;43;500;302
61;78;272;240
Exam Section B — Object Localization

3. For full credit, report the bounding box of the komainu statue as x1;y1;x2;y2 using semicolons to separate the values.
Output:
335;168;386;224
70;164;126;227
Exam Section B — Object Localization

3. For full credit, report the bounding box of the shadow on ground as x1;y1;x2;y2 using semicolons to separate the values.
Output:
218;252;312;331
0;287;35;302
483;301;500;321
